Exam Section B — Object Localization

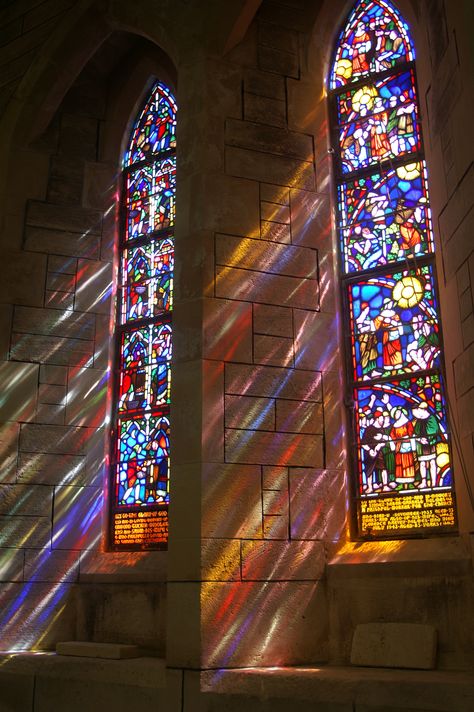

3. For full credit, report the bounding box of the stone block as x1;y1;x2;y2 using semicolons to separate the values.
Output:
0;671;34;711
0;361;38;422
58;114;99;160
226;146;315;190
261;200;291;223
276;400;323;434
0;548;24;581
290;189;331;249
242;540;325;581
0;250;47;307
171;360;203;466
34;675;160;711
322;370;346;470
167;581;201;668
263;489;288;517
290;468;346;541
83;162;116;210
225;394;275;431
263;514;289;539
65;367;107;427
74;258;112;315
260;183;290;205
202;359;225;463
350;622;437;670
244;68;285;100
40;364;68;385
38;383;66;405
24;226;100;259
263;465;287;490
439;163;474;243
26;200;102;235
254;334;294;367
216;265;318;310
56;641;139;659
225;429;324;467
258;22;299;54
294;311;339;372
226;118;312;161
203;298;253;363
254;303;293;337
24;548;79;583
169;298;201;361
201;580;328;667
13;305;95;340
93;314;110;370
46;271;74;292
20;423;89;455
47;255;77;275
10;332;94;367
225;363;322;402
52;484;102;549
457;389;474;438
0;304;12;360
443;206;474;279
202;462;263;539
0;515;50;548
462;313;474;349
45;290;75;310
454;341;474;397
216;235;318;279
459;288;473;321
35;403;66;424
0;483;52;516
47;154;84;204
244;93;286;128
258;45;299;78
260;219;291;243
202;538;241;581
0;421;20;483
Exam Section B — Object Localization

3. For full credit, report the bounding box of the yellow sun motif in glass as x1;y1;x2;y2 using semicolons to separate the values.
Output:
352;85;378;114
396;162;421;180
335;59;352;81
392;276;424;307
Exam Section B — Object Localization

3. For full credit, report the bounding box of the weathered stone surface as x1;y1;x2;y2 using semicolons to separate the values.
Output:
74;258;112;315
439;162;474;242
20;423;89;454
57;642;139;659
0;421;20;483
261;200;291;223
47;155;84;204
443;206;474;279
47;255;77;275
0;483;52;516
294;311;340;372
226;119;312;161
290;188;331;249
0;548;24;581
254;334;294;367
225;363;322;402
202;463;263;539
24;549;79;583
0;515;50;548
244;68;285;100
46;271;74;292
351;623;437;670
216;265;318;310
262;465;287;490
225;428;324;467
216;234;317;278
45;290;75;311
38;383;66;405
65;367;107;427
290;468;346;541
225;394;275;431
40;364;68;385
26;201;102;235
244;92;286;128
260;219;291;243
13;305;95;340
58;114;99;160
254;303;293;337
0;250;47;307
262;488;288;517
226;146;315;190
52;485;102;549
203;298;253;363
0;304;12;360
454;341;474;397
201;538;241;581
258;45;299;78
260;182;290;205
35;403;66;425
242;541;325;581
10;332;94;367
276;400;323;434
0;361;38;422
263;513;289;539
24;226;100;258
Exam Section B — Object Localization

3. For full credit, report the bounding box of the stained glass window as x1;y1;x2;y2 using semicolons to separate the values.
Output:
110;81;176;549
330;0;456;537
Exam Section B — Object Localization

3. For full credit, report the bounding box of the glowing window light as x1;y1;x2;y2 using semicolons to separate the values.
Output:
110;81;176;549
330;0;456;537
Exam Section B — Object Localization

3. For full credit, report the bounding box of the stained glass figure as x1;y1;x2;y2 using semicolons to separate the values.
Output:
330;0;455;536
111;81;176;549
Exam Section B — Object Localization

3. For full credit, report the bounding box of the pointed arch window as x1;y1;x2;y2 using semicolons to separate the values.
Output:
110;81;176;549
329;0;456;537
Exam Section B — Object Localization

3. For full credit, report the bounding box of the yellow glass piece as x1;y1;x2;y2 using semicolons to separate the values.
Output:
392;275;423;308
352;85;377;114
396;162;420;180
336;58;352;81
